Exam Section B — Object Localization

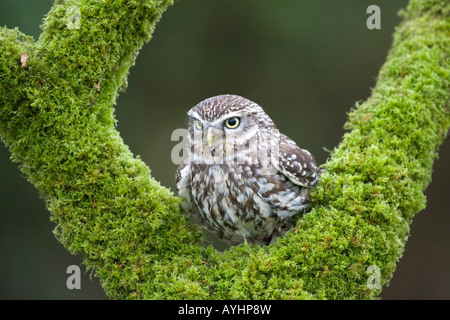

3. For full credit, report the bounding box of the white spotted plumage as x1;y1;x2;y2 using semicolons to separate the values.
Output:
176;94;320;244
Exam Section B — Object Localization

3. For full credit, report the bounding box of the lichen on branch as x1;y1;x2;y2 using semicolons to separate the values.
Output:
0;0;448;299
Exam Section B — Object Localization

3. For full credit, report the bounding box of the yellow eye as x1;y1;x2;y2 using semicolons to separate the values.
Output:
224;117;240;129
195;120;202;130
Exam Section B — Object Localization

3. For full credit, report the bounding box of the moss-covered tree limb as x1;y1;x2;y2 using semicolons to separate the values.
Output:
0;0;448;299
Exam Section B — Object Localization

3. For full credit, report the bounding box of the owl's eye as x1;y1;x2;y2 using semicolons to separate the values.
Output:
195;120;203;130
224;117;240;129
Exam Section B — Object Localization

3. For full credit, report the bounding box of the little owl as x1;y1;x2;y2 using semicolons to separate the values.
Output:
176;94;319;244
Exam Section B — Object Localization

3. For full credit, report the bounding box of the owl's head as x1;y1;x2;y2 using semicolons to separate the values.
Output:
186;94;277;165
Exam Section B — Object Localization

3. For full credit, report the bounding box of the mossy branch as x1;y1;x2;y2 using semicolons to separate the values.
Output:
0;0;448;299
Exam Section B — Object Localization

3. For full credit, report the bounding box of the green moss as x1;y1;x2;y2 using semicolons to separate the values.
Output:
0;0;449;299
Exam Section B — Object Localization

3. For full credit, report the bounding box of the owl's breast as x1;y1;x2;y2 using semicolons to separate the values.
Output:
188;163;307;243
190;164;252;220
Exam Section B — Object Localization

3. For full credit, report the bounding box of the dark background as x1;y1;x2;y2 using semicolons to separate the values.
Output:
0;0;448;299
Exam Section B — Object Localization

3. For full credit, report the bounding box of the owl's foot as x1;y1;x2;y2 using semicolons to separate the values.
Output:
261;220;295;244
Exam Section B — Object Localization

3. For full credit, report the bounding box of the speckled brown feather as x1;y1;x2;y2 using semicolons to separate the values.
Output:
176;94;320;244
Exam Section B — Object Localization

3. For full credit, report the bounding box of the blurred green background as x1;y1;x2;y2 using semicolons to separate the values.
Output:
0;0;448;299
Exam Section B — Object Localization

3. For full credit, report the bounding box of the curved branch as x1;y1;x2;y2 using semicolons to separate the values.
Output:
0;0;448;299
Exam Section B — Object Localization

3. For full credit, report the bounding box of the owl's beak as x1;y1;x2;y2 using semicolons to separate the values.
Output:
206;130;216;146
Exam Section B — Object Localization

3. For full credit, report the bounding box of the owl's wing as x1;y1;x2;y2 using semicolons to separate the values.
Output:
275;134;320;187
175;160;194;211
175;161;215;232
175;160;188;188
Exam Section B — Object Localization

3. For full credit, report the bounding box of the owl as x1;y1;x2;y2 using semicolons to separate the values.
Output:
176;94;319;244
